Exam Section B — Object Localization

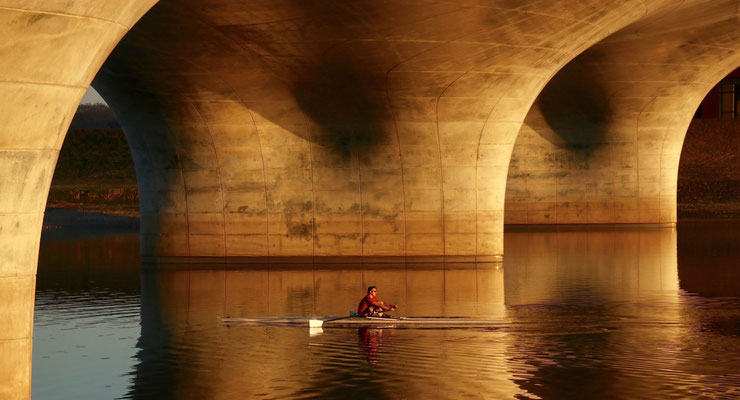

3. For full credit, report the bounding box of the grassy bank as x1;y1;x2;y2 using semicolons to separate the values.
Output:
48;126;139;216
678;119;740;220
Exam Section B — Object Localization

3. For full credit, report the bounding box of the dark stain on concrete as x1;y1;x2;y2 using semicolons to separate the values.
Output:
26;13;49;26
287;222;311;238
234;205;267;216
544;151;589;170
281;200;314;240
361;204;401;223
314;232;362;249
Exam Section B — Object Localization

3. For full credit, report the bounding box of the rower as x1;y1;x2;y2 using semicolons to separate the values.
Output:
357;286;398;317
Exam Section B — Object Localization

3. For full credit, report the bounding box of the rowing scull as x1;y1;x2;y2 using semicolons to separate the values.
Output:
221;316;509;329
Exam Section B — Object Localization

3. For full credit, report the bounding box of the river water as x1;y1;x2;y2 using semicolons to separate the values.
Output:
33;222;740;399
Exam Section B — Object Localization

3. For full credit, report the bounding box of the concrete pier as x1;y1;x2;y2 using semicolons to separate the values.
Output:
0;2;156;399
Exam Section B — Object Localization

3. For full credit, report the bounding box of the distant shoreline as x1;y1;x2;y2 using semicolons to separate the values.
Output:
42;208;139;241
44;201;139;218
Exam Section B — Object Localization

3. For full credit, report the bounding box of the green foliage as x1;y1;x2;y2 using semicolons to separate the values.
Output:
52;128;136;186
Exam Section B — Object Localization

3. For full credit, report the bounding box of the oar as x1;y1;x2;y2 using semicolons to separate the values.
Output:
309;313;356;328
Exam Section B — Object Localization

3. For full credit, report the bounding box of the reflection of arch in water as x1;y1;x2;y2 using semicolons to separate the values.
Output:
129;262;505;398
37;234;141;292
677;222;740;297
131;227;692;399
503;227;685;399
147;262;505;324
503;228;679;306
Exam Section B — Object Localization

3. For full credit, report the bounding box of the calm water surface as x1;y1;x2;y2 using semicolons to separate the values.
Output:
33;223;740;399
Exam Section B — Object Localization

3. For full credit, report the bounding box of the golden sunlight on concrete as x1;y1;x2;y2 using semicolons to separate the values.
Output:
92;0;680;260
0;2;155;399
4;1;740;397
505;0;740;224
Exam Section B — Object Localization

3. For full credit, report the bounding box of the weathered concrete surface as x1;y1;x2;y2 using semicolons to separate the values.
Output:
93;0;681;260
0;2;156;398
505;0;740;224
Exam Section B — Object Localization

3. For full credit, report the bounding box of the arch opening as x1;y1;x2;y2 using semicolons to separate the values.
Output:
44;91;140;228
677;68;740;221
504;0;740;226
91;0;664;260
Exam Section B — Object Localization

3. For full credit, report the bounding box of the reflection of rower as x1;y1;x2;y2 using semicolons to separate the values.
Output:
357;286;398;317
358;328;386;364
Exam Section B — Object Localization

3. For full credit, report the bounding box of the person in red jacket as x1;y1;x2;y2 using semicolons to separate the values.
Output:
357;286;398;317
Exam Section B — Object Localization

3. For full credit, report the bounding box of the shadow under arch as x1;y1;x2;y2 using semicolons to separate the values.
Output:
290;53;390;161
534;50;612;154
505;0;740;226
91;62;188;258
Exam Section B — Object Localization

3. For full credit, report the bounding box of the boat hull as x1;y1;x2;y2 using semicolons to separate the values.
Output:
221;316;508;329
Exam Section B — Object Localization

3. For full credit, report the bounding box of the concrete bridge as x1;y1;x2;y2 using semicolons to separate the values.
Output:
2;1;740;398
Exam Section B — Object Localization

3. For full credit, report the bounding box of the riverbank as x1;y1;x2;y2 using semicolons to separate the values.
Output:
42;208;139;240
677;118;740;220
47;124;138;215
47;186;139;217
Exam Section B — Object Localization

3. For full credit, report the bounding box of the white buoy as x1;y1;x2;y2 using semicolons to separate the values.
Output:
308;319;324;328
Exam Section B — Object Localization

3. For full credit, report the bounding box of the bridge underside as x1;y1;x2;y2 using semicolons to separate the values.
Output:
93;0;682;260
2;1;740;397
506;2;740;224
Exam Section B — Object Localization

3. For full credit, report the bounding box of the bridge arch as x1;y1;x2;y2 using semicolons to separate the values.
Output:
91;0;678;262
2;1;736;397
0;3;156;399
505;0;740;225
